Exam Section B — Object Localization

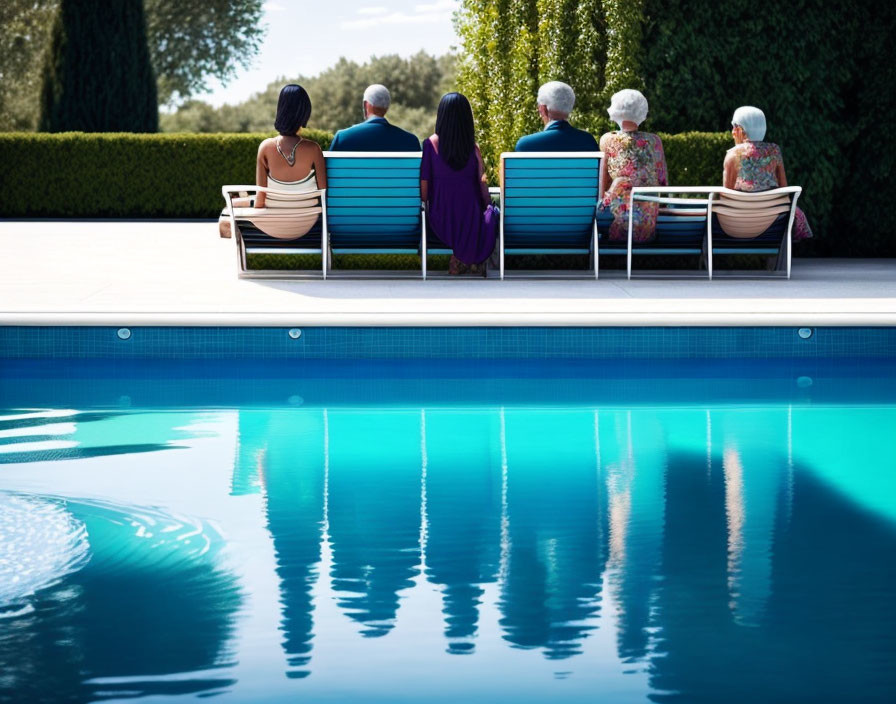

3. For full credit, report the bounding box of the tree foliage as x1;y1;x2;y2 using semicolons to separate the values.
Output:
457;0;627;173
0;0;264;129
160;52;458;140
39;0;158;132
145;0;265;104
0;1;56;131
457;0;896;255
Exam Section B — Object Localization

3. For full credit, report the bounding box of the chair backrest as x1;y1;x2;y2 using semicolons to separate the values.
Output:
324;151;422;250
227;187;323;240
501;152;601;250
713;190;793;239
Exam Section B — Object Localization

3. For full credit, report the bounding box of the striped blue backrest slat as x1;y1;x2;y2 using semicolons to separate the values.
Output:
503;176;597;190
327;215;420;224
328;196;420;208
325;186;419;198
506;187;597;198
506;196;597;208
505;214;597;224
505;158;600;170
507;206;596;220
327;176;419;187
325;157;421;170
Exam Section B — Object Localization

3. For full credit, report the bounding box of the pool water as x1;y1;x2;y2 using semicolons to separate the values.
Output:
1;358;895;702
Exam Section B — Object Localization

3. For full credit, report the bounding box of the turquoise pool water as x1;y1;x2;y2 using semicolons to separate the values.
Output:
1;358;895;702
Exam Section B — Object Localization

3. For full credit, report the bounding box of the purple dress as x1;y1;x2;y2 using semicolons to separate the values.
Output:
421;138;497;265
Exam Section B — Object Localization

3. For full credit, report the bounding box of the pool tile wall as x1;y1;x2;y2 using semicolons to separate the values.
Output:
1;326;895;359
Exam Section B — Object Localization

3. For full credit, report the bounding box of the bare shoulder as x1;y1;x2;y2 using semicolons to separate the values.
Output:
258;137;276;155
299;138;322;154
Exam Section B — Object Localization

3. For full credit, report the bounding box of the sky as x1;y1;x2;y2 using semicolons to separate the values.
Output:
203;0;461;107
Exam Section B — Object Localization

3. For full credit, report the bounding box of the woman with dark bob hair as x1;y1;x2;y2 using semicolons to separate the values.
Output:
421;92;497;275
254;84;326;209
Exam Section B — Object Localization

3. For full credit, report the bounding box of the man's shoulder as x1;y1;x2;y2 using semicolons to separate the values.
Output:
515;126;597;152
515;130;548;151
383;122;421;148
565;124;599;148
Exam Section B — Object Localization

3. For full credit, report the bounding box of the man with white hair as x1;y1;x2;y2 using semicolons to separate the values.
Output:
515;81;598;152
329;84;420;151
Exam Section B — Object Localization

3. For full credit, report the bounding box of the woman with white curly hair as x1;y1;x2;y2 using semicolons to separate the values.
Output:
598;89;668;242
724;105;813;242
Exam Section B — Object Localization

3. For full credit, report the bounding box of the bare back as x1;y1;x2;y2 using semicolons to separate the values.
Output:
255;136;327;208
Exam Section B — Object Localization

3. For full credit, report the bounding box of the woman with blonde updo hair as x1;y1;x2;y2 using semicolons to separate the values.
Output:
598;89;668;242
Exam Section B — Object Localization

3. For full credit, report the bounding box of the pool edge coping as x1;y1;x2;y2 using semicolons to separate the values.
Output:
2;312;895;327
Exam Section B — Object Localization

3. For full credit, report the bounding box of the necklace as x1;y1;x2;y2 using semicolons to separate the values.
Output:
277;136;302;166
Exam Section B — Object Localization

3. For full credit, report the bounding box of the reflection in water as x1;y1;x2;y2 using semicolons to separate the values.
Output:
327;410;423;637
500;410;608;659
423;410;502;653
2;401;896;702
239;409;326;678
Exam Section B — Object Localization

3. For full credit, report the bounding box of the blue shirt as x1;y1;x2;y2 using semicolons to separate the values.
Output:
515;120;598;152
329;116;420;152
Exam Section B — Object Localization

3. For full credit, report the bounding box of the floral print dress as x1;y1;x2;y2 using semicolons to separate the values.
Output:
599;131;668;242
726;141;813;241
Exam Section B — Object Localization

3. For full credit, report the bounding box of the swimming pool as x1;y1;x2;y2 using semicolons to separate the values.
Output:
1;328;895;702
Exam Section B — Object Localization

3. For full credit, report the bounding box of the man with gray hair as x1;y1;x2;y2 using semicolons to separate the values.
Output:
515;81;598;152
329;84;420;151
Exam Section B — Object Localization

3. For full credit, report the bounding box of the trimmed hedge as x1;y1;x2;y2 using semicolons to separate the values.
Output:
0;130;731;219
0;131;332;218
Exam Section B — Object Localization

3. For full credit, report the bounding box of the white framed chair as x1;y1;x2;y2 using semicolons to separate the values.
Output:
221;185;328;279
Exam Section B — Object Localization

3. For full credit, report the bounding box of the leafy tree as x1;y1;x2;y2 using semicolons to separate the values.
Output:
0;0;264;129
145;0;265;104
457;0;896;254
0;1;56;130
39;0;158;132
160;52;458;140
457;0;615;173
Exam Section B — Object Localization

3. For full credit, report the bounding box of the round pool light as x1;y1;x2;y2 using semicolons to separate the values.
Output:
797;328;813;339
117;328;131;340
288;328;302;339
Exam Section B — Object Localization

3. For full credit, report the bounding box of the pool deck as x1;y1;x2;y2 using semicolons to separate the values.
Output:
2;220;895;327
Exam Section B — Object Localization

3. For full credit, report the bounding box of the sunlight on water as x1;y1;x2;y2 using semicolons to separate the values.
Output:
0;494;89;616
0;359;894;702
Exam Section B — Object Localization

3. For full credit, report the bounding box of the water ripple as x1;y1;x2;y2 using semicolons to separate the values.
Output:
0;493;90;616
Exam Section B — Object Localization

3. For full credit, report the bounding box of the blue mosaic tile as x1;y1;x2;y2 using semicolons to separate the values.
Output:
0;326;894;360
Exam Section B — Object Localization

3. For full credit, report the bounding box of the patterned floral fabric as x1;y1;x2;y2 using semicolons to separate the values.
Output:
598;131;668;242
727;141;813;241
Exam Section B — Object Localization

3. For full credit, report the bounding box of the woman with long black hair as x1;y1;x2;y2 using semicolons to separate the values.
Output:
421;92;497;275
254;84;327;209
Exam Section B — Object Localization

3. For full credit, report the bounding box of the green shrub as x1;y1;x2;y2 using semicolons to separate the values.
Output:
0;131;332;218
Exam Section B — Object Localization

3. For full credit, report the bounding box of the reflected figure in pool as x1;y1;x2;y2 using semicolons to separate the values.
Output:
499;410;609;659
326;410;423;636
423;410;502;653
246;409;327;679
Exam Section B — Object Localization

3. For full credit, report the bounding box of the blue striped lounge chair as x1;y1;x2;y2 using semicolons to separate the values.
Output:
324;151;426;277
500;152;603;279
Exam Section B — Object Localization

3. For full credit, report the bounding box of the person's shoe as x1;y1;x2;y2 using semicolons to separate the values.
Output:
449;255;467;275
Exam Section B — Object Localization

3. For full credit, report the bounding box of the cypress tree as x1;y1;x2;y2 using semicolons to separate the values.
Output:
39;0;158;132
